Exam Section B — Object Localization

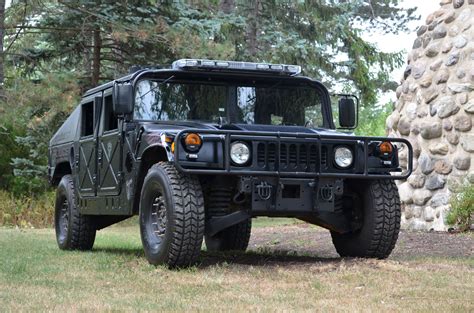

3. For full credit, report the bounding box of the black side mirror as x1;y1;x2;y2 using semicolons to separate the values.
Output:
113;82;133;116
338;97;357;128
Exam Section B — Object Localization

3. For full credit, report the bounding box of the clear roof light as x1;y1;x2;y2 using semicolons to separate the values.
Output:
270;64;284;70
186;60;199;67
286;65;301;74
175;59;187;67
256;64;270;69
201;60;215;67
216;61;229;67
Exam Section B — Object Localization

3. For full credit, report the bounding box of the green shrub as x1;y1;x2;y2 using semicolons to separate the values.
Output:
0;124;29;190
0;190;55;228
446;183;474;232
0;74;80;196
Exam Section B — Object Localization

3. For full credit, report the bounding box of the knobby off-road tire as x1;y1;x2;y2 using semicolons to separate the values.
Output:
204;188;252;252
139;162;205;267
55;175;96;250
331;179;401;259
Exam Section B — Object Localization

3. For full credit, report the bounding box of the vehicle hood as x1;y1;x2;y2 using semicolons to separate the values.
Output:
139;121;352;136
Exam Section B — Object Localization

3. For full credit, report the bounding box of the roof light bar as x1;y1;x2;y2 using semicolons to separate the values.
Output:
172;59;302;75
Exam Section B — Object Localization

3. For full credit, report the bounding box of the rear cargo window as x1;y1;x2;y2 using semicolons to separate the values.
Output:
82;102;94;136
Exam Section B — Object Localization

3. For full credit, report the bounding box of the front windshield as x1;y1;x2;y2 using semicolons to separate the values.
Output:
134;79;325;127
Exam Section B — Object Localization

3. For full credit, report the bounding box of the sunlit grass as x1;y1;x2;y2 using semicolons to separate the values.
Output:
0;226;472;311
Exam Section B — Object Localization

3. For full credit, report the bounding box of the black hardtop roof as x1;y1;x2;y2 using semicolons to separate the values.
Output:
82;67;323;98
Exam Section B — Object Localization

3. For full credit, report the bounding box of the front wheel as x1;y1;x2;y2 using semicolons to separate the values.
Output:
139;162;205;267
331;179;401;259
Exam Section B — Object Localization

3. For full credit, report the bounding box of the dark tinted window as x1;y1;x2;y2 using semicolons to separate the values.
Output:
135;80;227;122
236;86;323;127
82;102;94;136
103;95;118;131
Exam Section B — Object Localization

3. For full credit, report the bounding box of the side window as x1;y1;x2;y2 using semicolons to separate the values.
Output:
81;102;94;137
103;94;118;131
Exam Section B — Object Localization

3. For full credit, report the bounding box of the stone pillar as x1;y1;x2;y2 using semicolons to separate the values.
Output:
386;1;473;231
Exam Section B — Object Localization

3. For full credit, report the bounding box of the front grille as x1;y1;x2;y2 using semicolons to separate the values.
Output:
256;141;326;172
321;146;328;169
257;142;277;168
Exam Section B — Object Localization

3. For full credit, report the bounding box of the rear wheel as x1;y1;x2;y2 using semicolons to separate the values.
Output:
139;162;205;267
331;179;401;259
55;175;96;250
204;188;252;252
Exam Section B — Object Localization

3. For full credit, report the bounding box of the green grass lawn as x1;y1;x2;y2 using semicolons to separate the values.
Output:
0;224;473;311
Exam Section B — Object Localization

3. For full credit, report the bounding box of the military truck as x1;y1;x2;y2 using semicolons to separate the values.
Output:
48;59;412;267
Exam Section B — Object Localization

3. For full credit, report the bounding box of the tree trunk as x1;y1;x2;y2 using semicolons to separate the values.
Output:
91;28;101;86
82;35;92;89
246;0;260;58
0;0;6;100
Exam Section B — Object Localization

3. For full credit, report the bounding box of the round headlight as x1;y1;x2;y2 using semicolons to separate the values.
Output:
334;147;353;168
230;142;250;165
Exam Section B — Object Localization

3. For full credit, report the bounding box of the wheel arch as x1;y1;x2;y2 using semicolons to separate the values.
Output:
51;162;73;186
132;144;169;215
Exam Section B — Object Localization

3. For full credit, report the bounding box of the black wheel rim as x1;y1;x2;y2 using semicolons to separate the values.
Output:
57;198;69;242
145;188;168;251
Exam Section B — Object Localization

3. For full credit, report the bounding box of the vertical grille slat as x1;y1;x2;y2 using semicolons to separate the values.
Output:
257;143;265;167
321;146;328;169
268;143;276;170
300;145;308;170
289;144;297;168
309;144;318;172
280;143;287;168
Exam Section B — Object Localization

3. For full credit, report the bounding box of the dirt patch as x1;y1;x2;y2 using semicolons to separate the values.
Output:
249;225;474;260
200;225;473;268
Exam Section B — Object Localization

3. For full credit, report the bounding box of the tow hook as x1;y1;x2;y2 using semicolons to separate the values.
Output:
319;185;334;201
233;192;247;204
256;182;272;200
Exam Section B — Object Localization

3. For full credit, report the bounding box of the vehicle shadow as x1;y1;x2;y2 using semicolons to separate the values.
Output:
92;246;343;268
93;247;144;257
198;249;342;268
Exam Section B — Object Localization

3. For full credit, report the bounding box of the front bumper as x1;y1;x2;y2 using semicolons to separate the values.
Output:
173;129;413;180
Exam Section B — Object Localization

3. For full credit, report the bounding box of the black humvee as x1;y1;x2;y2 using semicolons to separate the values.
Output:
49;59;412;267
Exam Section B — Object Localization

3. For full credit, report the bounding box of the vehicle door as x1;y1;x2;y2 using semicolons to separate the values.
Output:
97;89;122;196
77;95;102;197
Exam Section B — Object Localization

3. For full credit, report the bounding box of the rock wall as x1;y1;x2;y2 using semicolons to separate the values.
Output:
386;1;473;231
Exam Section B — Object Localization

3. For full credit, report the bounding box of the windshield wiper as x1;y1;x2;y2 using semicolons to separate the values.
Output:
138;75;175;100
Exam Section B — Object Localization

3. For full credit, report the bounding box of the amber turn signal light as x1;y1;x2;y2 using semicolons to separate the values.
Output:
184;133;202;152
379;142;393;155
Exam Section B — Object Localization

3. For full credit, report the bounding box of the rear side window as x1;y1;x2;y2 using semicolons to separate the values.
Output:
82;102;94;136
103;95;118;131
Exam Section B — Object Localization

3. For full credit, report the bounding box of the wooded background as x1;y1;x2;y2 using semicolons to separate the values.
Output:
0;0;418;196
